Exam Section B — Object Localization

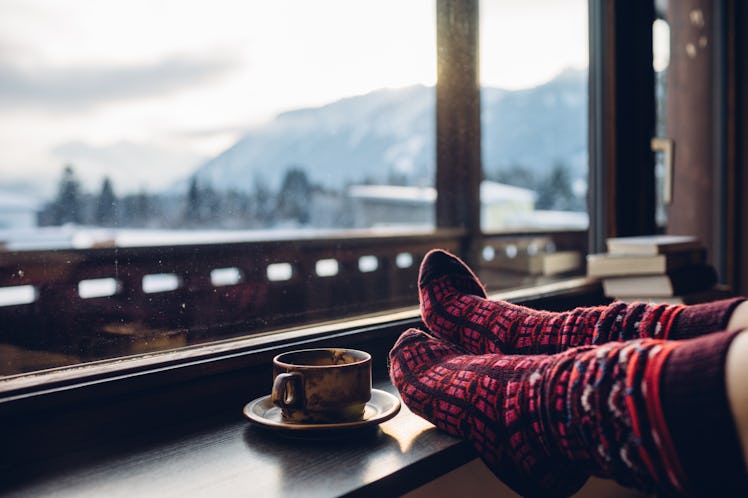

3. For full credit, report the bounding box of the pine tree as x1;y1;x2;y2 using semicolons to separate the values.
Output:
252;175;273;226
133;190;151;225
53;165;83;225
94;177;117;226
276;167;312;224
184;176;202;225
121;190;151;227
536;162;575;210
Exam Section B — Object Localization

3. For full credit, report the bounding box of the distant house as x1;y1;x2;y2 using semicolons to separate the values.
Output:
346;181;539;230
0;191;42;229
481;183;588;230
347;185;435;228
480;181;536;230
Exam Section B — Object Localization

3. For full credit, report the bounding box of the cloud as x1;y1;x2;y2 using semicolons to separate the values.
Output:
0;54;237;110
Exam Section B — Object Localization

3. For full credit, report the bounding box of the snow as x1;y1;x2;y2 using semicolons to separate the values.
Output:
0;224;432;251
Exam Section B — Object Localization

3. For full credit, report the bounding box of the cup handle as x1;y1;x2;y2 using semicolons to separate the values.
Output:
271;372;303;410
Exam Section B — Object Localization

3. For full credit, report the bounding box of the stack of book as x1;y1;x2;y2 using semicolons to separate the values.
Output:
587;235;729;304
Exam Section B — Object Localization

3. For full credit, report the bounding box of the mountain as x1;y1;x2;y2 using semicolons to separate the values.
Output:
187;68;587;193
482;68;587;177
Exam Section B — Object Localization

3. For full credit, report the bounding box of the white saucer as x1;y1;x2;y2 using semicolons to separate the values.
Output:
243;388;401;432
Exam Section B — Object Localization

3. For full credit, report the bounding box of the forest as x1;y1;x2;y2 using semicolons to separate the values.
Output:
38;160;584;231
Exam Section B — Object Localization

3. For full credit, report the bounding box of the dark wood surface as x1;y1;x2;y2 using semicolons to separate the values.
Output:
665;0;718;270
1;381;476;498
588;0;656;246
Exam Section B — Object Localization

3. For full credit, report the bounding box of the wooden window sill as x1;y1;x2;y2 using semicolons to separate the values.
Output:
1;380;477;498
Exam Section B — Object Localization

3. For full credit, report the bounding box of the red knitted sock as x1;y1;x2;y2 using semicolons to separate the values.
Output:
389;329;589;497
389;328;748;497
419;249;744;355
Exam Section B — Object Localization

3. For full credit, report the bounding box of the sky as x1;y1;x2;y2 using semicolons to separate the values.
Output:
0;0;588;197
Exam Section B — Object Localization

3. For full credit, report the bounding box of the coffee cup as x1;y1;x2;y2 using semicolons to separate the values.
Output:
271;348;372;423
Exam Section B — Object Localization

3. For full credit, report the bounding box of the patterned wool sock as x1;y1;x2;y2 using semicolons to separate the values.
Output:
419;249;745;355
389;328;748;498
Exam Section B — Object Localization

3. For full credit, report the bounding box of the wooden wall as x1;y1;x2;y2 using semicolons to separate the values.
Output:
664;0;748;295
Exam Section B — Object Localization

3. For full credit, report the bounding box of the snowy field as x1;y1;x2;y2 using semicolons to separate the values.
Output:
0;224;434;252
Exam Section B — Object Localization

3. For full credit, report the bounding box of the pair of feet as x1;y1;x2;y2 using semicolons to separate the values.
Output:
389;249;747;497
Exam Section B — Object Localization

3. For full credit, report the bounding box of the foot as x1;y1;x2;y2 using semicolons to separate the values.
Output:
390;327;747;497
416;249;732;354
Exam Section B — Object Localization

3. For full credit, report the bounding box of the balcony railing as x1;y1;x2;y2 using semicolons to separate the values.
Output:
0;231;461;374
0;229;586;376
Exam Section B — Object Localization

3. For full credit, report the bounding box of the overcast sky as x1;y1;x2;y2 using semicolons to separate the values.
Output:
0;0;587;196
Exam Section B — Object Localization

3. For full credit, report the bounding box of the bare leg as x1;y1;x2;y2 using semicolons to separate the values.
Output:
728;301;748;330
726;329;748;472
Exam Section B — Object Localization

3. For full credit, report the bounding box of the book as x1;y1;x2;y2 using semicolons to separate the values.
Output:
586;247;706;278
602;264;718;297
606;235;702;255
484;250;581;276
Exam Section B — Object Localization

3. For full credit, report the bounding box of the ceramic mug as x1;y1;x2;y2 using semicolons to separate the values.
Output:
271;348;372;423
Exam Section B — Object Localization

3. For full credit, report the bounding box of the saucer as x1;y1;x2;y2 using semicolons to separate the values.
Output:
243;388;401;433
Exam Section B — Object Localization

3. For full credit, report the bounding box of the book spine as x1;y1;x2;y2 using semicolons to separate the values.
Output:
665;248;707;271
668;264;718;295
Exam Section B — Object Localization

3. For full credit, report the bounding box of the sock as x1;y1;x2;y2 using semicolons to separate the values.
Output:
419;249;745;355
390;329;589;498
389;327;747;497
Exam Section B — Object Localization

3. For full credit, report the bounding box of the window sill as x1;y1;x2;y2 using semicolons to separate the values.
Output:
1;379;478;497
0;277;602;406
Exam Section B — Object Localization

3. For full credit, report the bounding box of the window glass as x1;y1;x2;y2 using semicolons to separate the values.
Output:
476;1;588;291
0;0;436;376
1;0;436;244
479;0;589;233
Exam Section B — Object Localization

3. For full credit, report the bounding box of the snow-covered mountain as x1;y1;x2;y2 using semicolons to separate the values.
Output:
482;68;587;177
187;68;587;192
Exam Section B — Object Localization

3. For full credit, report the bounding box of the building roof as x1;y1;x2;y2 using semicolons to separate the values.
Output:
348;181;536;204
347;185;436;203
480;181;536;202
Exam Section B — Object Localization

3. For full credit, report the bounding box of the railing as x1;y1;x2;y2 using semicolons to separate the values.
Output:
0;231;462;372
0;229;587;376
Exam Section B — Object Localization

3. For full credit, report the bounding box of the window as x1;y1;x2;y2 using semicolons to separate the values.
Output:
0;0;438;377
477;0;588;289
480;0;589;234
1;0;437;244
0;1;592;381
